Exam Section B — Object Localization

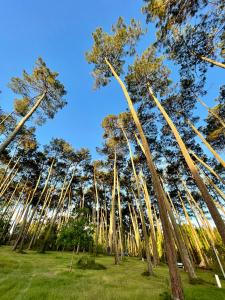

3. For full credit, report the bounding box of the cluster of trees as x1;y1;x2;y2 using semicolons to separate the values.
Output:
0;1;224;300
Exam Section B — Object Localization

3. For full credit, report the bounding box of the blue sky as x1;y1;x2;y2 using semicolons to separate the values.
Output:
0;0;224;159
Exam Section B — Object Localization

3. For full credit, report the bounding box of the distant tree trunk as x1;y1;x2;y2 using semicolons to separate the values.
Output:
69;246;76;272
28;187;53;250
108;151;117;257
17;161;54;251
12;175;42;251
117;175;124;258
13;205;30;252
40;170;74;253
128;203;141;255
0;92;46;155
106;59;184;300
133;191;154;275
94;166;99;256
141;176;159;266
180;195;208;267
163;193;198;281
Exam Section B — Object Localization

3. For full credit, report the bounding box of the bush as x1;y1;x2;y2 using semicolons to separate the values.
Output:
159;291;172;300
76;255;106;270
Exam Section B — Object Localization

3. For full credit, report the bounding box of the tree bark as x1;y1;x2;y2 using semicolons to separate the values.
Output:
106;59;184;300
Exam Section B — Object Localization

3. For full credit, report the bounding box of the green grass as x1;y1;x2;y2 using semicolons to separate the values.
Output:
0;246;224;300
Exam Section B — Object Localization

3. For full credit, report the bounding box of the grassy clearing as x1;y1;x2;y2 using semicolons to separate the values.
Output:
0;246;224;300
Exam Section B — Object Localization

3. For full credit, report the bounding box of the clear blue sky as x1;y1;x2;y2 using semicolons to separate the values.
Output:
0;0;224;159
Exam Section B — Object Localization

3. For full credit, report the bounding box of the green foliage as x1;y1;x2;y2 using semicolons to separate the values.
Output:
14;97;30;116
142;0;208;35
57;209;94;251
0;113;16;135
9;57;67;124
203;85;225;150
125;46;172;101
86;17;145;88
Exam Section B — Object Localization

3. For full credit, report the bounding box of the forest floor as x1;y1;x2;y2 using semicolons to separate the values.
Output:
0;246;224;300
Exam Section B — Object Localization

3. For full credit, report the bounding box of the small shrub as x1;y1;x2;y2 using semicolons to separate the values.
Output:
189;277;204;285
76;255;106;270
159;291;172;300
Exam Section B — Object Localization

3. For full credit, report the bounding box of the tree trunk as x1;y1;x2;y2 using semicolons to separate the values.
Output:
200;56;225;69
187;119;225;169
0;92;46;155
106;59;184;300
149;87;225;244
190;150;225;186
164;193;198;281
108;150;117;258
197;98;225;129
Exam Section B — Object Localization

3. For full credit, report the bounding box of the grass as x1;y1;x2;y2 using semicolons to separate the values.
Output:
0;246;224;300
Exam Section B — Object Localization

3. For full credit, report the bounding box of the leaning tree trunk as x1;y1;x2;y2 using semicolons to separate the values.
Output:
190;150;225;186
17;160;54;251
197;98;225;129
106;59;184;300
187;119;225;169
164;193;198;281
149;87;225;244
108;150;117;259
40;170;74;253
132;190;154;275
13;174;41;250
128;203;141;255
122;127;159;266
117;175;124;258
200;56;225;69
0;92;46;155
179;194;208;267
93;166;100;256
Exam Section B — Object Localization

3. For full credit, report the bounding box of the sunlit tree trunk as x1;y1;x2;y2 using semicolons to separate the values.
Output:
94;165;99;255
121;127;158;266
17;160;54;252
28;187;53;249
0;92;46;154
161;189;197;280
149;87;225;243
140;174;159;266
13;174;42;251
128;203;141;255
40;171;74;253
197;98;225;129
190;150;225;186
200;56;225;69
187;119;225;169
179;194;208;267
117;174;124;258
